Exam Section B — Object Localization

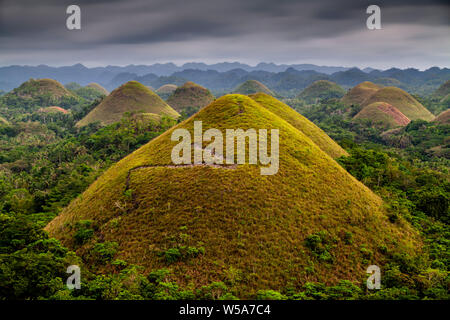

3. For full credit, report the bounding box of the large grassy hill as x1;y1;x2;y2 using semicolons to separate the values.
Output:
166;82;214;113
362;87;435;121
76;81;180;127
297;80;346;103
233;80;274;96
354;102;410;129
341;81;381;106
46;94;419;298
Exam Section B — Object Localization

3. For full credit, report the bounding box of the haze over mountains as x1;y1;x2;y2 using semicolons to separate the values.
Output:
1;63;449;96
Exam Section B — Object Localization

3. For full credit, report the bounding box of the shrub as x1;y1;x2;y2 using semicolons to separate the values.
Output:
256;290;287;300
197;282;229;300
304;231;336;263
73;220;94;245
162;246;205;264
164;248;182;264
344;231;353;245
91;241;119;264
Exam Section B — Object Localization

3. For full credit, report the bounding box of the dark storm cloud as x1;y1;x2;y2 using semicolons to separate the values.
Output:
0;0;448;68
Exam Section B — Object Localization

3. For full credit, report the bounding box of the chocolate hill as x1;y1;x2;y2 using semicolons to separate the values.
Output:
46;94;419;298
76;81;180;127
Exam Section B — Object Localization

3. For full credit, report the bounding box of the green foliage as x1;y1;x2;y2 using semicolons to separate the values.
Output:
91;241;119;264
74;220;94;245
163;248;182;264
256;290;287;300
304;231;336;263
162;246;205;264
0;214;47;254
292;280;362;300
196;282;233;300
0;214;78;299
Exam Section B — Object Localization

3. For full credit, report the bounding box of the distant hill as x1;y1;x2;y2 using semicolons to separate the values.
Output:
12;78;75;99
46;93;419;297
330;68;372;87
0;64;448;96
76;81;179;127
156;84;178;94
362;87;435;121
354;102;410;129
166;82;215;114
65;82;107;101
341;81;381;106
2;78;78;109
155;84;178;100
233;80;274;95
434;109;450;125
432;80;450;98
86;83;109;95
372;77;403;88
297;80;345;103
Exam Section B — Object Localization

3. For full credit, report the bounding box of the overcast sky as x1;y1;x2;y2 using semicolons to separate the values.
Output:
0;0;449;69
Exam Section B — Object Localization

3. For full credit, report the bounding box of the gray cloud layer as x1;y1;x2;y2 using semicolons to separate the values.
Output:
0;0;449;69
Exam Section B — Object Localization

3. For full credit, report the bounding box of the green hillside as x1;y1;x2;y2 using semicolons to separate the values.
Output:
354;102;410;129
362;87;435;121
166;81;215;113
341;81;381;106
432;80;450;98
3;78;78;109
76;81;180;127
233;80;274;96
297;80;345;103
250;93;347;158
10;78;76;100
46;94;419;298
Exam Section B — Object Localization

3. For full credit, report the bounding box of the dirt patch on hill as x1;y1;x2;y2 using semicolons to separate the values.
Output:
377;103;410;126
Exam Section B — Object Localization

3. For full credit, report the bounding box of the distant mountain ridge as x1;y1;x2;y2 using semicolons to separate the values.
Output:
0;63;449;96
